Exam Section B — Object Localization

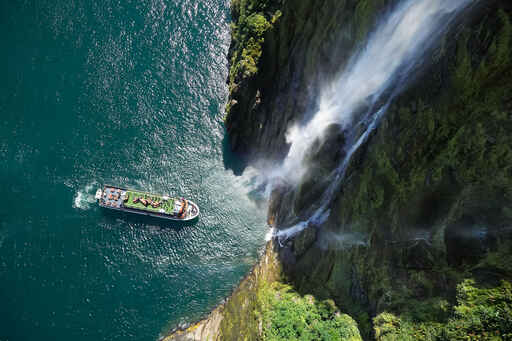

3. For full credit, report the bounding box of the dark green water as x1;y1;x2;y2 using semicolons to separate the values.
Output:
0;0;267;340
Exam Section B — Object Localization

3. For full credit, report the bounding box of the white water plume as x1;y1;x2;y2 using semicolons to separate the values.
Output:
275;221;308;243
317;231;369;251
272;0;474;242
282;0;473;183
231;165;274;203
265;227;276;242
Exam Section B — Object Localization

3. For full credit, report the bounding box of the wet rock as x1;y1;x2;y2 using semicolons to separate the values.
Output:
399;239;436;270
445;216;497;267
306;123;347;170
293;226;317;258
267;179;294;227
278;242;297;271
293;124;347;215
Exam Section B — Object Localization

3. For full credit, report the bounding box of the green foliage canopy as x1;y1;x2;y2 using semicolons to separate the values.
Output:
258;282;362;341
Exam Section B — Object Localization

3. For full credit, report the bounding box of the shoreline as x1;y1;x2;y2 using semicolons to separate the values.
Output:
162;240;280;340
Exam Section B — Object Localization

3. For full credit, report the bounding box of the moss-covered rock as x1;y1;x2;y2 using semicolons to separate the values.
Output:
165;242;363;341
373;279;512;341
225;0;512;339
163;243;282;341
269;1;512;337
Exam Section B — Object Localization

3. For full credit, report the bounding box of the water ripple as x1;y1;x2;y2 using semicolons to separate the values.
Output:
1;0;266;340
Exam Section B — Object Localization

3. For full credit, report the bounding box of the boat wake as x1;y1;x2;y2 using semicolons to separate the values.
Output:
73;182;99;210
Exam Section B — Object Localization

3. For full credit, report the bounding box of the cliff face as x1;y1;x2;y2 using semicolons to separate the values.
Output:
225;0;392;161
164;243;282;341
164;243;362;341
227;0;512;338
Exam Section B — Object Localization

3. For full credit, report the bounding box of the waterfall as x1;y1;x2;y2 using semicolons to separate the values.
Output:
273;0;475;242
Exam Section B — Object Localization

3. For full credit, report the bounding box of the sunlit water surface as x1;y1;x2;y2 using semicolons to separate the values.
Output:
0;1;267;340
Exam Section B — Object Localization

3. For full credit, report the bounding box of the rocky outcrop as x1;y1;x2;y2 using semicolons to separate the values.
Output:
164;239;365;340
163;243;282;341
163;305;224;341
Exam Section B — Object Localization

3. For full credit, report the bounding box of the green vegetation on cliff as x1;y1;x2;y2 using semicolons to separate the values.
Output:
225;0;283;120
268;1;512;339
258;282;362;341
228;0;281;89
342;4;512;229
211;244;363;341
223;0;512;340
224;0;394;158
374;279;512;341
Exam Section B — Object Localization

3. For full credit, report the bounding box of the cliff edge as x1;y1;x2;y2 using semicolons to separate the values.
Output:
227;0;512;339
168;0;512;339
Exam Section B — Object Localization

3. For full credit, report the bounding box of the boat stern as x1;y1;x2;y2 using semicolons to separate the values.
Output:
95;188;103;201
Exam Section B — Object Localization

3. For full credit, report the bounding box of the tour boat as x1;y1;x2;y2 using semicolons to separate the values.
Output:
95;185;199;221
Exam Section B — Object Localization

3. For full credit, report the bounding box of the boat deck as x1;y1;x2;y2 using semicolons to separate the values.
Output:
97;185;198;221
123;190;175;215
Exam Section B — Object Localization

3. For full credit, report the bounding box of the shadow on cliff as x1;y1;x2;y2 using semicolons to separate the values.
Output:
222;131;248;176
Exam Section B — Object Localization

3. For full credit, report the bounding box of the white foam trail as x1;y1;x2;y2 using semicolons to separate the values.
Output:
73;183;98;210
272;0;473;241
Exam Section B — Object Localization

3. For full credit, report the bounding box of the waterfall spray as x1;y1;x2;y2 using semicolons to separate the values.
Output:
273;0;474;242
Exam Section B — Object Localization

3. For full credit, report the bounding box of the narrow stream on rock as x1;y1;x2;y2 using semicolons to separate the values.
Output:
272;0;475;241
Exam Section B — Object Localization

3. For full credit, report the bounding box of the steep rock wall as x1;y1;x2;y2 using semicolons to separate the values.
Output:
225;0;392;161
164;242;363;341
227;0;512;338
271;0;512;337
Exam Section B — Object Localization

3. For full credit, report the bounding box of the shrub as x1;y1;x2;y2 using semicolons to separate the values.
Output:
246;13;271;37
258;282;362;341
374;280;512;341
443;279;512;340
